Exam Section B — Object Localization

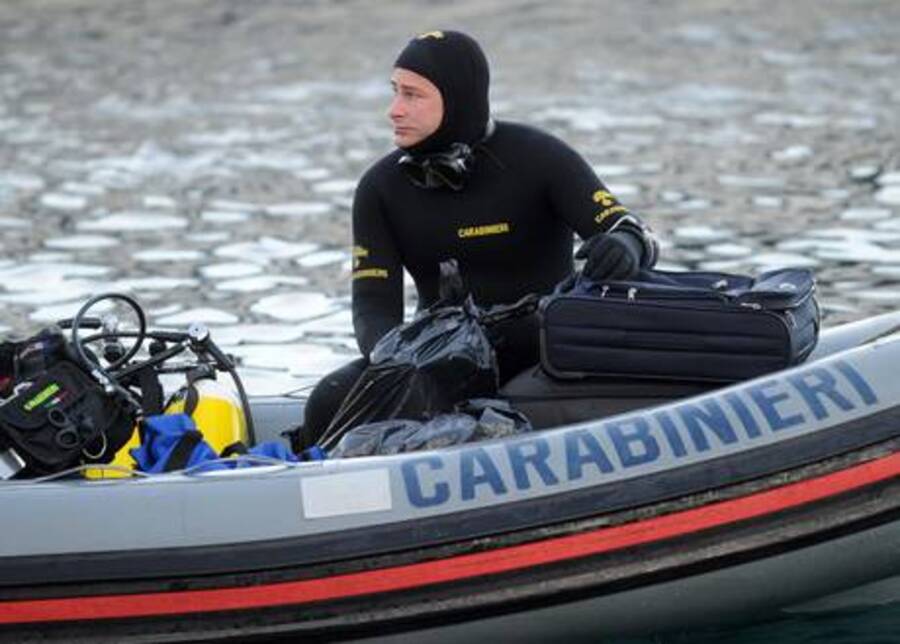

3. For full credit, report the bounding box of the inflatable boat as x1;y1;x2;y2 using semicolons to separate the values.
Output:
3;312;900;642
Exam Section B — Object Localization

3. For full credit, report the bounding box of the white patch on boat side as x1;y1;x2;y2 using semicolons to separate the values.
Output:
301;469;392;519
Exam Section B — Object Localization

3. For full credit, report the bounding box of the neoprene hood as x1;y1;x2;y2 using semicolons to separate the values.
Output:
394;30;490;154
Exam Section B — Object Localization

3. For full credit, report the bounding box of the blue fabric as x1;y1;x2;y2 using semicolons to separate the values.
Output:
131;414;298;473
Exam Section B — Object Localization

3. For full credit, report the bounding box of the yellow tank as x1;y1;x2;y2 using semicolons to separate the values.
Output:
163;377;248;453
85;377;248;479
83;425;141;479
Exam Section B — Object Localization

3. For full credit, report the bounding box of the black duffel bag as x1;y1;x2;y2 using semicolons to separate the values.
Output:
0;330;136;478
539;268;820;383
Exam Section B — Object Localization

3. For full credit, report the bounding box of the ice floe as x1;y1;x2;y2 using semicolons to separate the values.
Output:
312;179;357;194
265;202;331;217
59;182;106;196
40;193;89;211
45;235;118;250
717;175;787;189
771;146;813;163
296;250;347;268
134;249;206;263
143;195;178;209
216;275;308;292
250;291;340;322
875;186;900;206
200;263;263;279
78;211;189;232
156;308;240;326
674;226;732;245
212;324;307;345
201;210;251;224
112;277;199;292
0;173;45;191
228;343;348;376
878;172;900;186
214;237;318;261
840;208;892;222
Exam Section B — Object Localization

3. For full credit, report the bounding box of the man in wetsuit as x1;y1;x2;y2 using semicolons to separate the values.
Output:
302;30;658;444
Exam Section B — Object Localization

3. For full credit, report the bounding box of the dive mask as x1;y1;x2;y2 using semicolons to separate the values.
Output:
398;142;474;191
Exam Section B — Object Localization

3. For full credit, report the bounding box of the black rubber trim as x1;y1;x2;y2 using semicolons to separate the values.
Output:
2;405;900;591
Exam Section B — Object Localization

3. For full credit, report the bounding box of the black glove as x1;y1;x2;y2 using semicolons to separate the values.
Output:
575;231;643;281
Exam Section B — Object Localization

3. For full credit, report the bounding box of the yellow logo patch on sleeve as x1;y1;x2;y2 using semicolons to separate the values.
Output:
352;268;389;280
592;189;618;207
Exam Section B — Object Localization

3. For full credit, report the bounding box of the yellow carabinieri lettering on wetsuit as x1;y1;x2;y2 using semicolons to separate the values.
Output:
592;189;627;225
458;222;511;239
353;268;389;280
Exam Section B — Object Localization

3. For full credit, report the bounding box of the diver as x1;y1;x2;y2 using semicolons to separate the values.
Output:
301;30;659;446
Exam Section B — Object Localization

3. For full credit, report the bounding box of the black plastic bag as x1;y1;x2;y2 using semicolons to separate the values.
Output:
329;398;532;458
319;297;498;450
318;260;538;451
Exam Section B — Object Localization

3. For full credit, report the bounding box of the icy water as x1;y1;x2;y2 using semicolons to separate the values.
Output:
2;0;900;640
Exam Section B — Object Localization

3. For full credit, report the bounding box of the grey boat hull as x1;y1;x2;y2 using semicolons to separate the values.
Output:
3;313;900;642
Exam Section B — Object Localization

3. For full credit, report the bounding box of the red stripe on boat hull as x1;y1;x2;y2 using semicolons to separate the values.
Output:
4;452;900;624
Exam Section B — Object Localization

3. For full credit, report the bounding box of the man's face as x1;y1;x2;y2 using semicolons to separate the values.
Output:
388;68;444;148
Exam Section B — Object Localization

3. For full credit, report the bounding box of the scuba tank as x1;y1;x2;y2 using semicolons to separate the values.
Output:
86;372;248;479
163;372;248;454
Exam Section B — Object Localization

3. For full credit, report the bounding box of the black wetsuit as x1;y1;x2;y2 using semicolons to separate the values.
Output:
300;120;657;446
351;120;655;356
